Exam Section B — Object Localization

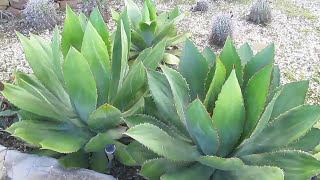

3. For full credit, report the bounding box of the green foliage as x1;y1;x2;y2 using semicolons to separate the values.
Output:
1;6;166;172
125;37;320;179
126;0;190;64
0;99;19;129
248;0;272;24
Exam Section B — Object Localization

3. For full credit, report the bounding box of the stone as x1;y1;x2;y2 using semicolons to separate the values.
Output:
0;150;7;180
9;0;28;10
0;5;7;10
59;0;78;10
0;0;9;6
4;150;115;180
6;7;22;18
0;145;6;152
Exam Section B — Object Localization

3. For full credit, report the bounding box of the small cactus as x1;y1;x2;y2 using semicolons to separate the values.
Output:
191;0;209;12
248;0;271;24
210;14;232;47
22;0;58;30
78;0;110;22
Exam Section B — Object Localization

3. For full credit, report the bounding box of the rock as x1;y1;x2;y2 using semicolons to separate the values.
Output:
0;0;9;6
0;145;6;152
6;6;22;18
0;150;7;180
59;0;78;10
9;0;28;10
4;150;116;180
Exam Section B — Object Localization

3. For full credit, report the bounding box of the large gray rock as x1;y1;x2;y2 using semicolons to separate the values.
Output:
9;0;28;10
3;150;115;180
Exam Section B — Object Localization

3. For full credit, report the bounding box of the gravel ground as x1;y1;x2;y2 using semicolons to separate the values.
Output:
0;0;319;104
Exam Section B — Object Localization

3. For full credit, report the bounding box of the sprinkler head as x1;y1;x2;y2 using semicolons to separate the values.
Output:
105;144;116;168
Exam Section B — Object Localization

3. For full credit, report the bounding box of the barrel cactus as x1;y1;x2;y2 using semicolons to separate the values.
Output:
248;0;272;24
1;7;166;172
22;0;58;30
78;0;110;21
210;14;232;47
124;37;320;179
191;0;209;12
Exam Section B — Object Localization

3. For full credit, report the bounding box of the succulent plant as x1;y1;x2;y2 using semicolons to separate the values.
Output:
248;0;272;24
124;37;320;179
0;98;19;129
78;0;110;22
1;7;166;172
125;0;191;65
210;14;232;47
22;0;58;30
191;0;209;12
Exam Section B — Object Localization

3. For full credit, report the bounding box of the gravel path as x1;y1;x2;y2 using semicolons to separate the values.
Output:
0;0;319;104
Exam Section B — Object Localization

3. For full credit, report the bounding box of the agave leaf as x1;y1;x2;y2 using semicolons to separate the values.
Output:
161;66;190;127
213;165;284;180
269;81;309;121
31;149;61;158
120;8;131;51
204;58;226;114
147;69;188;136
51;26;64;85
242;64;273;139
141;158;190;180
82;22;111;106
139;21;157;46
153;23;175;44
61;6;84;56
219;37;243;85
89;8;112;59
109;20;129;101
204;65;216;94
243;44;275;88
179;39;209;100
186;99;219;155
145;0;157;21
169;7;179;19
241;150;320;180
238;43;253;66
63;47;97;122
270;65;281;92
142;1;150;22
126;141;159;165
166;33;191;47
284;128;320;152
202;47;216;67
163;53;180;65
131;31;148;50
79;13;88;31
59;150;89;169
125;123;201;161
113;62;147;111
161;163;213;180
126;0;142;31
90;150;109;173
213;70;245;157
236;106;320;155
199;156;244;171
140;40;166;70
88;104;122;132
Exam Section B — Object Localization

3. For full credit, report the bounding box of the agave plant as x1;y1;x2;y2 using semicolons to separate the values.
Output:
122;0;190;65
0;6;166;172
124;37;320;179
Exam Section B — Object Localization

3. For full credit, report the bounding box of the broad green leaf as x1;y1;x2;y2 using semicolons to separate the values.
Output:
89;8;112;58
141;158;189;180
169;7;179;19
242;64;273;139
141;40;166;70
109;20;129;101
204;65;216;94
139;21;157;46
202;47;216;67
104;126;127;140
153;23;175;45
179;39;209;100
199;156;243;171
213;70;245;157
90;151;109;173
126;141;159;165
131;31;148;50
142;1;150;22
125;123;201;161
61;6;84;56
63;48;97;122
186;99;219;155
120;8;131;51
243;44;274;87
163;53;180;65
31;149;61;158
59;150;89;169
51;26;64;86
161;66;190;127
161;163;213;180
213;165;284;180
113;62;147;111
284;128;320;152
204;58;226;114
166;33;191;47
219;37;243;85
146;0;157;21
269;81;309;121
241;150;320;180
147;70;188;137
82;22;111;106
79;13;88;31
88;104;121;132
236;106;320;155
111;9;120;21
127;0;142;31
270;65;280;91
238;43;253;66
